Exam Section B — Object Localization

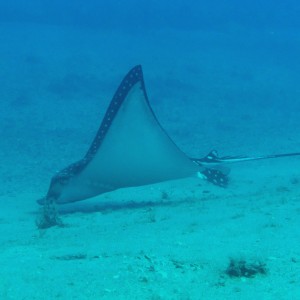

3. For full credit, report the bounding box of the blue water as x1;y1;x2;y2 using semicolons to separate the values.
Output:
1;1;300;299
1;0;300;30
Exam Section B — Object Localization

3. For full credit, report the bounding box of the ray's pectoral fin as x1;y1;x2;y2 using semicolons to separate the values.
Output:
37;65;203;228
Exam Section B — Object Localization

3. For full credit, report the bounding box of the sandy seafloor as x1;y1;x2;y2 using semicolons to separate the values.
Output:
0;22;300;299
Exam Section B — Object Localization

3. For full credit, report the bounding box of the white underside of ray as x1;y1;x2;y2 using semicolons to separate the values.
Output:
57;82;198;203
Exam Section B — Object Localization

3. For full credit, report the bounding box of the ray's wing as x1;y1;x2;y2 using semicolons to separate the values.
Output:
43;65;200;206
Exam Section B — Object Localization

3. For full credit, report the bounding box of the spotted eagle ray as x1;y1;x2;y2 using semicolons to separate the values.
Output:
37;65;300;228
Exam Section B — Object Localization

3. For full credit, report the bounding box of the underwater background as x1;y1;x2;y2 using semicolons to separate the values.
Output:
0;1;300;299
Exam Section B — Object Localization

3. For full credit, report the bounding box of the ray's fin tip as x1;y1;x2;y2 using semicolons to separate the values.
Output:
128;64;143;77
